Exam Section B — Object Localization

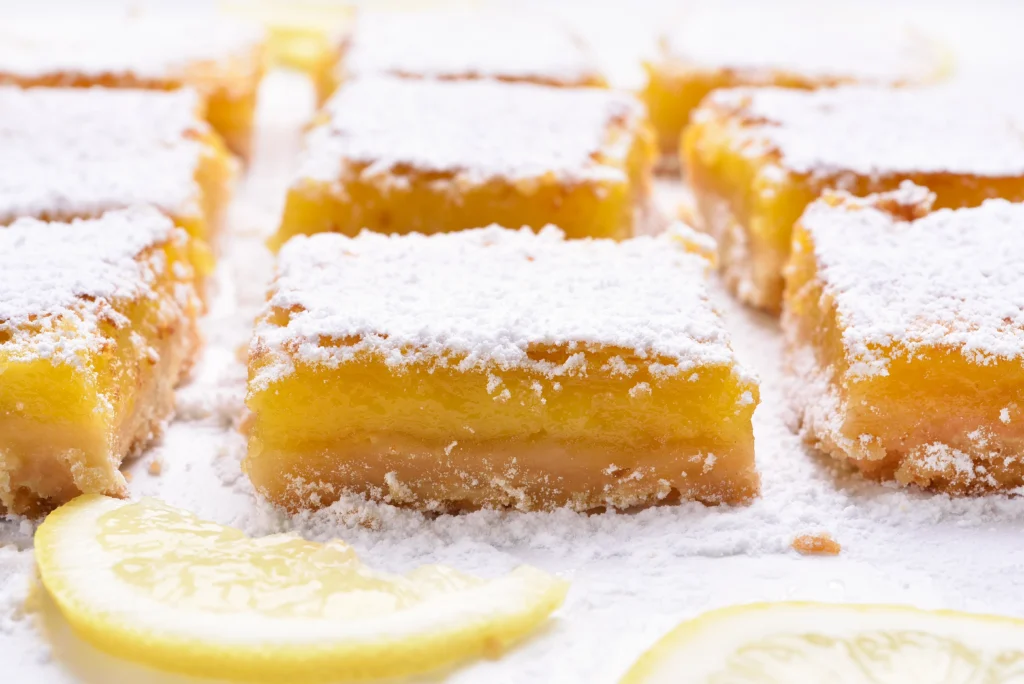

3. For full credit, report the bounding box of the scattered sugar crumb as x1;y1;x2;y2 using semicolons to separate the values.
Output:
792;532;842;556
628;382;651;398
148;459;163;476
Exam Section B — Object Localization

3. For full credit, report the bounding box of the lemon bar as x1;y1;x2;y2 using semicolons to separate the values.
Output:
0;207;204;515
0;16;266;160
785;184;1024;493
643;7;945;159
246;225;759;512
322;11;605;101
684;86;1024;312
0;86;234;253
273;77;654;249
221;0;353;96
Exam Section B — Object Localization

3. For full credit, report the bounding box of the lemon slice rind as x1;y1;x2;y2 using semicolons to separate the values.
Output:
36;495;568;682
621;601;1024;683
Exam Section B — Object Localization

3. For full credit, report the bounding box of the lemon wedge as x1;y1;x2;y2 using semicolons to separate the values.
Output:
622;602;1024;683
35;495;568;682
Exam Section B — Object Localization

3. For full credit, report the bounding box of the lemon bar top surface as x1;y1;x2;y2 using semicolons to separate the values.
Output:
701;86;1024;179
800;183;1024;377
343;11;602;86
659;7;935;82
301;77;643;184
251;225;747;391
0;206;184;367
0;87;209;224
0;16;263;82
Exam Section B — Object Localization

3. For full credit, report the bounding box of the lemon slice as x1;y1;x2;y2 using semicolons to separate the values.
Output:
35;495;568;682
622;602;1024;683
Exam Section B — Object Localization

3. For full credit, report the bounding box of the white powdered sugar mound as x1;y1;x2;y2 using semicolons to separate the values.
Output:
344;11;603;86
0;207;183;365
0;87;208;223
705;85;1024;178
661;6;937;82
0;15;263;82
300;77;642;183
802;189;1024;373
251;225;743;391
4;67;1024;684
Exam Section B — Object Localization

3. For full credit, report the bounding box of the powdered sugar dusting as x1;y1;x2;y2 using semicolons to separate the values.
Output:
0;87;208;224
801;186;1024;373
0;206;181;366
704;85;1024;177
0;15;263;83
343;11;603;86
661;7;938;82
250;225;746;392
298;77;643;183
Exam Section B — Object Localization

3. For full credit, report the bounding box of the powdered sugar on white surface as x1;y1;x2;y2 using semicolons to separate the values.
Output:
299;77;642;184
0;15;263;83
0;206;182;365
660;6;938;82
801;187;1024;374
5;59;1024;684
0;87;208;223
250;225;744;392
343;11;603;86
704;85;1024;178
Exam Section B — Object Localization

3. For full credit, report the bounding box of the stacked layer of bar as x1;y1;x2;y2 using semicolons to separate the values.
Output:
0;208;204;514
246;226;759;512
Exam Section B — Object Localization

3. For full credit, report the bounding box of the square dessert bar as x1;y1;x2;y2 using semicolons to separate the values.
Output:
684;86;1024;312
222;1;352;102
0;86;234;256
272;77;655;249
643;7;945;159
785;184;1024;494
246;225;759;512
322;11;605;101
0;16;266;160
0;207;204;515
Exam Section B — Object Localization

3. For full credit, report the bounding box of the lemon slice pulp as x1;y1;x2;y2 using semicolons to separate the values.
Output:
35;495;568;682
622;602;1024;684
